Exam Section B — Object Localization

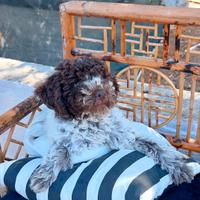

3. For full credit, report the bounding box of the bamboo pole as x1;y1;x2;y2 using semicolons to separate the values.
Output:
78;16;81;37
186;75;197;142
176;72;185;138
133;68;138;98
141;68;145;123
111;19;116;55
185;39;191;63
0;146;4;163
127;69;130;88
148;72;153;127
60;12;76;58
105;61;111;76
72;48;200;75
0;96;41;135
196;111;200;144
139;29;144;52
146;28;149;54
120;20;126;56
163;24;170;62
103;29;108;53
60;1;200;26
3;126;15;156
131;22;135;56
174;25;182;62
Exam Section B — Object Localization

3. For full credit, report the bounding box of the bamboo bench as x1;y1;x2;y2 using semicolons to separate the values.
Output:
0;1;200;162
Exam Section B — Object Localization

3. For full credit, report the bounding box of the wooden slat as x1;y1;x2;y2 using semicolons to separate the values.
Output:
185;39;191;63
157;74;161;86
111;19;116;55
133;25;155;30
181;35;200;40
133;68;138;98
105;61;111;76
148;72;153;127
176;72;185;138
3;126;15;155
14;145;23;160
126;39;140;45
10;139;23;146
125;33;140;38
120;20;126;56
80;25;111;30
60;1;200;26
139;29;144;52
155;108;159;128
74;36;103;44
120;86;175;99
163;24;170;62
164;134;200;153
0;96;41;135
141;68;145;123
127;69;130;88
158;114;171;119
131;22;135;35
103;29;108;53
78;16;81;37
60;13;76;58
154;45;159;59
0;146;4;163
72;48;200;75
126;35;163;42
154;24;158;38
196;111;200;144
174;25;182;62
190;50;200;55
17;121;28;128
145;29;149;53
186;75;197;142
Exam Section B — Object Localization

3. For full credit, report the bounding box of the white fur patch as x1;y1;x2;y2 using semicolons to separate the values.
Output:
83;76;103;90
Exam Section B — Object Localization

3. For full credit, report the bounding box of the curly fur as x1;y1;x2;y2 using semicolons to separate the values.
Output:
35;56;119;120
30;56;194;193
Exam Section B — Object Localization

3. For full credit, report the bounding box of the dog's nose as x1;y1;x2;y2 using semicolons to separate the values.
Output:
96;90;106;99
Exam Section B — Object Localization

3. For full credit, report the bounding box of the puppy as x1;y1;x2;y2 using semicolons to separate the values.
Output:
30;56;194;193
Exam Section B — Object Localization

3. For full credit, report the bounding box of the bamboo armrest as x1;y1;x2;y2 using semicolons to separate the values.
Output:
0;96;41;135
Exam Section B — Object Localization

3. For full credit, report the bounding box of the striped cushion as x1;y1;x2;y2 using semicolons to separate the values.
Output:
0;150;197;200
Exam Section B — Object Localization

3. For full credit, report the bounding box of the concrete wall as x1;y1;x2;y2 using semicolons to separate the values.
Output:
0;0;182;67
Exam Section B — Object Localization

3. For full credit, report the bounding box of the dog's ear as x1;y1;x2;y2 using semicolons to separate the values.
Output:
34;72;61;110
34;69;71;119
55;59;74;71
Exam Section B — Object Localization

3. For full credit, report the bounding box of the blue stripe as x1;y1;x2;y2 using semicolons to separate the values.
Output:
125;164;168;200
98;151;145;200
72;150;117;200
48;162;82;200
26;178;37;200
4;157;38;200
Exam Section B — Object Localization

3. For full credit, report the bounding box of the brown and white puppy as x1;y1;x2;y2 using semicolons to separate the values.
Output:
29;56;194;193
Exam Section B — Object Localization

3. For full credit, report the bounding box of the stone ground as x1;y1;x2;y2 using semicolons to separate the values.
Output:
0;57;54;86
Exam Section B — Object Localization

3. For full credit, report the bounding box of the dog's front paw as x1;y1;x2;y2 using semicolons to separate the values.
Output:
29;164;55;193
171;163;194;185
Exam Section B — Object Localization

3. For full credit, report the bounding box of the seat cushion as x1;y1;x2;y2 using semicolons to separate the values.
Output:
0;192;26;200
0;150;199;200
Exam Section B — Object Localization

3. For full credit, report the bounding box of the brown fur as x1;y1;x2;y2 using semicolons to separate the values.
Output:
35;56;119;120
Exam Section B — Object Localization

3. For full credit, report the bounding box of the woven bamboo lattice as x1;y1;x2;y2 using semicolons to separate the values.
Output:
0;1;200;162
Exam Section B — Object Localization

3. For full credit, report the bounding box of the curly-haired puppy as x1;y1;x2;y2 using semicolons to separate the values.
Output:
30;56;194;193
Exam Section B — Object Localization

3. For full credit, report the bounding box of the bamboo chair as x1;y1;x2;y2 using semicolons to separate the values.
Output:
0;1;200;166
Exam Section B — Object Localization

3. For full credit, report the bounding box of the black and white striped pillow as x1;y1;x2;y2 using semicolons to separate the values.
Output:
0;150;198;200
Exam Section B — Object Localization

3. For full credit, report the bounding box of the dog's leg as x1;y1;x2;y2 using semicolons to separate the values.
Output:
133;137;194;185
29;138;72;193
